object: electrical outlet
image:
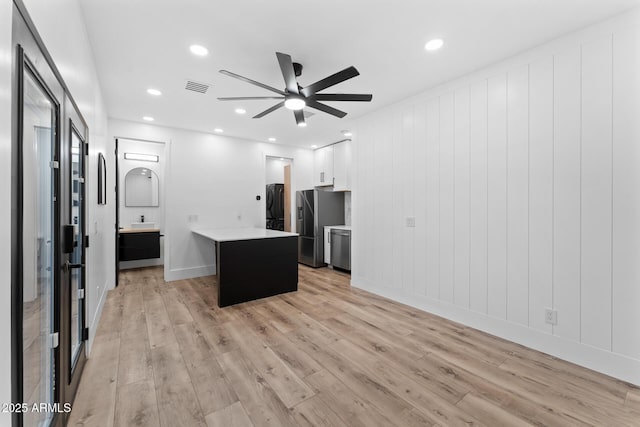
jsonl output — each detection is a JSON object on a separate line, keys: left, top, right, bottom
{"left": 545, "top": 308, "right": 558, "bottom": 325}
{"left": 187, "top": 214, "right": 199, "bottom": 223}
{"left": 406, "top": 217, "right": 416, "bottom": 227}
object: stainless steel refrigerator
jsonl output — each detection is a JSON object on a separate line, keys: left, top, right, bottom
{"left": 296, "top": 189, "right": 345, "bottom": 267}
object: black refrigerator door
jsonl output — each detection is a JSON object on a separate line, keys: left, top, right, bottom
{"left": 266, "top": 184, "right": 274, "bottom": 219}
{"left": 297, "top": 190, "right": 315, "bottom": 238}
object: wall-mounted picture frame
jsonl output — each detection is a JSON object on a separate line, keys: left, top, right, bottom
{"left": 98, "top": 152, "right": 107, "bottom": 205}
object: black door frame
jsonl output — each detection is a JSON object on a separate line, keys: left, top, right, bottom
{"left": 115, "top": 138, "right": 120, "bottom": 286}
{"left": 64, "top": 118, "right": 89, "bottom": 408}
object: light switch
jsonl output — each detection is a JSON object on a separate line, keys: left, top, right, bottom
{"left": 406, "top": 217, "right": 416, "bottom": 227}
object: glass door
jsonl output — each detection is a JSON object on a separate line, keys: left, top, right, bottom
{"left": 64, "top": 116, "right": 88, "bottom": 404}
{"left": 69, "top": 125, "right": 85, "bottom": 371}
{"left": 21, "top": 57, "right": 60, "bottom": 427}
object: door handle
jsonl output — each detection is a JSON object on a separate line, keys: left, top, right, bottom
{"left": 63, "top": 261, "right": 84, "bottom": 272}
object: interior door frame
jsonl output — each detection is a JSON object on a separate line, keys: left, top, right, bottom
{"left": 12, "top": 42, "right": 64, "bottom": 427}
{"left": 63, "top": 117, "right": 89, "bottom": 410}
{"left": 115, "top": 138, "right": 120, "bottom": 286}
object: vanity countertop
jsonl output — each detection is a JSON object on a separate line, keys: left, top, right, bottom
{"left": 119, "top": 228, "right": 160, "bottom": 234}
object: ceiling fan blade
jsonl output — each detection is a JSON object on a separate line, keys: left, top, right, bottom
{"left": 253, "top": 101, "right": 285, "bottom": 118}
{"left": 218, "top": 96, "right": 284, "bottom": 101}
{"left": 301, "top": 66, "right": 360, "bottom": 97}
{"left": 219, "top": 70, "right": 285, "bottom": 95}
{"left": 307, "top": 100, "right": 347, "bottom": 118}
{"left": 294, "top": 109, "right": 306, "bottom": 126}
{"left": 276, "top": 52, "right": 299, "bottom": 94}
{"left": 312, "top": 93, "right": 372, "bottom": 102}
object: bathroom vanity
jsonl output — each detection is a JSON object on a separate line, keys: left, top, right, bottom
{"left": 119, "top": 228, "right": 161, "bottom": 261}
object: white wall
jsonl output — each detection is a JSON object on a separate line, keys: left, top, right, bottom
{"left": 265, "top": 156, "right": 291, "bottom": 184}
{"left": 109, "top": 119, "right": 314, "bottom": 282}
{"left": 118, "top": 138, "right": 166, "bottom": 269}
{"left": 0, "top": 0, "right": 14, "bottom": 424}
{"left": 353, "top": 9, "right": 640, "bottom": 385}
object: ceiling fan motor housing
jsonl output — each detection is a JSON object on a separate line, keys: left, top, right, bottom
{"left": 293, "top": 62, "right": 303, "bottom": 77}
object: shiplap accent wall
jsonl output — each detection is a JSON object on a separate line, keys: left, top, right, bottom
{"left": 352, "top": 9, "right": 640, "bottom": 384}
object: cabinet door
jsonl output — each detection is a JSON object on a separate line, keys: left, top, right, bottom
{"left": 313, "top": 148, "right": 324, "bottom": 186}
{"left": 323, "top": 145, "right": 334, "bottom": 186}
{"left": 333, "top": 141, "right": 351, "bottom": 191}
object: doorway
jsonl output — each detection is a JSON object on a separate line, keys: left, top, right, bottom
{"left": 12, "top": 3, "right": 89, "bottom": 426}
{"left": 114, "top": 138, "right": 166, "bottom": 285}
{"left": 265, "top": 156, "right": 293, "bottom": 232}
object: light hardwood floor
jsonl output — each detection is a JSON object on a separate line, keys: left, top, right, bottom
{"left": 68, "top": 266, "right": 640, "bottom": 426}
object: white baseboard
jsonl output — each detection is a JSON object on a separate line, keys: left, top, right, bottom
{"left": 87, "top": 280, "right": 109, "bottom": 356}
{"left": 351, "top": 275, "right": 640, "bottom": 386}
{"left": 164, "top": 264, "right": 216, "bottom": 282}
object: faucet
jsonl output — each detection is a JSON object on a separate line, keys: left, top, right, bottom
{"left": 141, "top": 215, "right": 145, "bottom": 223}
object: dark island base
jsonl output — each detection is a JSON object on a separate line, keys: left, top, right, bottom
{"left": 216, "top": 236, "right": 298, "bottom": 307}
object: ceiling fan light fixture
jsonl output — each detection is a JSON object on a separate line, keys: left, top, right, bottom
{"left": 284, "top": 97, "right": 306, "bottom": 110}
{"left": 297, "top": 122, "right": 307, "bottom": 127}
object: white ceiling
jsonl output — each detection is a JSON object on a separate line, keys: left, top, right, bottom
{"left": 80, "top": 0, "right": 640, "bottom": 148}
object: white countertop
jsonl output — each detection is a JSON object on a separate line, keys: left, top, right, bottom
{"left": 324, "top": 225, "right": 351, "bottom": 231}
{"left": 192, "top": 227, "right": 298, "bottom": 242}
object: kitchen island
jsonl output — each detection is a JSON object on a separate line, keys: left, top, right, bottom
{"left": 192, "top": 227, "right": 298, "bottom": 307}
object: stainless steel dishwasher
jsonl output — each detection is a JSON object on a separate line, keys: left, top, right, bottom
{"left": 330, "top": 229, "right": 351, "bottom": 271}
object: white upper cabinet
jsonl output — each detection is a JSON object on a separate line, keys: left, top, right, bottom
{"left": 314, "top": 145, "right": 334, "bottom": 186}
{"left": 333, "top": 140, "right": 351, "bottom": 191}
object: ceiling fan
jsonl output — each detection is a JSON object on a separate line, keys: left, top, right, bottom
{"left": 217, "top": 52, "right": 373, "bottom": 126}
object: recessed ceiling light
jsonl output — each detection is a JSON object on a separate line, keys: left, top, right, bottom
{"left": 189, "top": 44, "right": 209, "bottom": 56}
{"left": 284, "top": 97, "right": 306, "bottom": 110}
{"left": 214, "top": 128, "right": 223, "bottom": 133}
{"left": 143, "top": 116, "right": 154, "bottom": 122}
{"left": 147, "top": 88, "right": 162, "bottom": 96}
{"left": 342, "top": 130, "right": 353, "bottom": 137}
{"left": 235, "top": 108, "right": 246, "bottom": 114}
{"left": 279, "top": 158, "right": 285, "bottom": 161}
{"left": 298, "top": 122, "right": 307, "bottom": 127}
{"left": 311, "top": 145, "right": 317, "bottom": 148}
{"left": 425, "top": 38, "right": 444, "bottom": 51}
{"left": 268, "top": 137, "right": 276, "bottom": 142}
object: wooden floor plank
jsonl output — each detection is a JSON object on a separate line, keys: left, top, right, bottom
{"left": 205, "top": 401, "right": 254, "bottom": 427}
{"left": 218, "top": 351, "right": 298, "bottom": 427}
{"left": 114, "top": 380, "right": 160, "bottom": 427}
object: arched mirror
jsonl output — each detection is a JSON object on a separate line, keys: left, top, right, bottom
{"left": 125, "top": 167, "right": 159, "bottom": 207}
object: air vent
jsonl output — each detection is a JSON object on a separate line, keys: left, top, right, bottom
{"left": 185, "top": 80, "right": 210, "bottom": 94}
{"left": 303, "top": 110, "right": 315, "bottom": 119}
